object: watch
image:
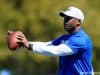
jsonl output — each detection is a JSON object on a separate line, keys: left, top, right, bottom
{"left": 28, "top": 43, "right": 33, "bottom": 50}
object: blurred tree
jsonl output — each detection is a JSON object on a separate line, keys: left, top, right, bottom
{"left": 0, "top": 0, "right": 100, "bottom": 74}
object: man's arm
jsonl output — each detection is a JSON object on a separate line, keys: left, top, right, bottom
{"left": 28, "top": 42, "right": 73, "bottom": 56}
{"left": 14, "top": 32, "right": 73, "bottom": 56}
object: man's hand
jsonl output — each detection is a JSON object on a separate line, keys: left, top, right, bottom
{"left": 15, "top": 31, "right": 29, "bottom": 48}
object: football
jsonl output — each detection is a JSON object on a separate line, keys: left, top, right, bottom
{"left": 7, "top": 31, "right": 19, "bottom": 50}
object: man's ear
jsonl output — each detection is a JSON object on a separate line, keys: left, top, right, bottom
{"left": 76, "top": 22, "right": 81, "bottom": 27}
{"left": 76, "top": 19, "right": 81, "bottom": 26}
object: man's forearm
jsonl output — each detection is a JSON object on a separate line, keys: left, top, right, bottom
{"left": 28, "top": 41, "right": 73, "bottom": 56}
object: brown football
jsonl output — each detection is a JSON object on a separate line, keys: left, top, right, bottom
{"left": 7, "top": 31, "right": 19, "bottom": 50}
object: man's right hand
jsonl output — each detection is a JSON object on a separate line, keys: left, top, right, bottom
{"left": 15, "top": 31, "right": 29, "bottom": 49}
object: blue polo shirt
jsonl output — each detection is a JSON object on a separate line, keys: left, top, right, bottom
{"left": 52, "top": 29, "right": 93, "bottom": 75}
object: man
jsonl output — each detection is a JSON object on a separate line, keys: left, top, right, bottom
{"left": 15, "top": 7, "right": 93, "bottom": 75}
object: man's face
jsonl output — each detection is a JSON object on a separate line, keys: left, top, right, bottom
{"left": 63, "top": 16, "right": 80, "bottom": 33}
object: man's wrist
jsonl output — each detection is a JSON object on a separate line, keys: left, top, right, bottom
{"left": 28, "top": 43, "right": 33, "bottom": 50}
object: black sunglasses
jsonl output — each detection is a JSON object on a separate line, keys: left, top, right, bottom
{"left": 64, "top": 16, "right": 73, "bottom": 23}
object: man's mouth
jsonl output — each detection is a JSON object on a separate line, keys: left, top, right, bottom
{"left": 64, "top": 24, "right": 75, "bottom": 32}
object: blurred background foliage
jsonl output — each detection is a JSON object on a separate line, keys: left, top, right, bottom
{"left": 0, "top": 0, "right": 100, "bottom": 75}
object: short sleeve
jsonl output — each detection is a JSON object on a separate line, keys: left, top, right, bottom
{"left": 65, "top": 36, "right": 87, "bottom": 54}
{"left": 52, "top": 34, "right": 67, "bottom": 45}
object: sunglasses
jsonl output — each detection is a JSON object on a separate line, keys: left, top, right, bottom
{"left": 64, "top": 16, "right": 73, "bottom": 23}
